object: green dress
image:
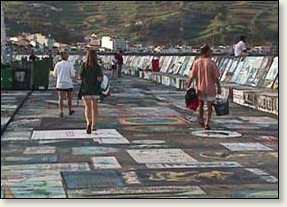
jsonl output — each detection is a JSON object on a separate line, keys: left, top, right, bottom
{"left": 80, "top": 63, "right": 103, "bottom": 96}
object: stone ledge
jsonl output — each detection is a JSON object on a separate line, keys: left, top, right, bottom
{"left": 124, "top": 68, "right": 278, "bottom": 115}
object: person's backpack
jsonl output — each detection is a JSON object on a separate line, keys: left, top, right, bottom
{"left": 99, "top": 75, "right": 111, "bottom": 102}
{"left": 185, "top": 88, "right": 199, "bottom": 111}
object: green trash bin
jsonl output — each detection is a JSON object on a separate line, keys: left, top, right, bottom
{"left": 32, "top": 58, "right": 53, "bottom": 90}
{"left": 1, "top": 64, "right": 13, "bottom": 90}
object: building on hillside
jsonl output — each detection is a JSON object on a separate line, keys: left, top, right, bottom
{"left": 53, "top": 42, "right": 61, "bottom": 48}
{"left": 113, "top": 38, "right": 126, "bottom": 51}
{"left": 34, "top": 33, "right": 55, "bottom": 50}
{"left": 16, "top": 35, "right": 30, "bottom": 47}
{"left": 101, "top": 36, "right": 126, "bottom": 51}
{"left": 101, "top": 36, "right": 113, "bottom": 51}
{"left": 9, "top": 37, "right": 18, "bottom": 43}
{"left": 30, "top": 40, "right": 39, "bottom": 48}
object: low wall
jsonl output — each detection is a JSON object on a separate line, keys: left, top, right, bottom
{"left": 99, "top": 54, "right": 278, "bottom": 115}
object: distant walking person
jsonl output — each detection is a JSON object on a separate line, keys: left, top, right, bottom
{"left": 53, "top": 51, "right": 75, "bottom": 117}
{"left": 234, "top": 35, "right": 249, "bottom": 57}
{"left": 115, "top": 50, "right": 124, "bottom": 77}
{"left": 111, "top": 52, "right": 118, "bottom": 79}
{"left": 80, "top": 50, "right": 103, "bottom": 134}
{"left": 185, "top": 45, "right": 221, "bottom": 130}
{"left": 29, "top": 50, "right": 38, "bottom": 62}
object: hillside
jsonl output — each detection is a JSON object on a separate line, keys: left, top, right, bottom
{"left": 4, "top": 1, "right": 278, "bottom": 45}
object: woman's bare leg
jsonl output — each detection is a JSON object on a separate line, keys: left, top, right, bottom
{"left": 91, "top": 98, "right": 99, "bottom": 131}
{"left": 58, "top": 91, "right": 65, "bottom": 116}
{"left": 82, "top": 97, "right": 92, "bottom": 126}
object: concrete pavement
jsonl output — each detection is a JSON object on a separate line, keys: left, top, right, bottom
{"left": 1, "top": 72, "right": 278, "bottom": 198}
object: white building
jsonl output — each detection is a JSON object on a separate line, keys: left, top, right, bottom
{"left": 113, "top": 38, "right": 126, "bottom": 51}
{"left": 101, "top": 36, "right": 126, "bottom": 51}
{"left": 101, "top": 36, "right": 113, "bottom": 51}
{"left": 53, "top": 42, "right": 61, "bottom": 48}
{"left": 9, "top": 37, "right": 18, "bottom": 43}
{"left": 34, "top": 33, "right": 55, "bottom": 50}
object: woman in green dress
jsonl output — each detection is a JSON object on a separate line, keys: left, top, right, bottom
{"left": 80, "top": 50, "right": 103, "bottom": 134}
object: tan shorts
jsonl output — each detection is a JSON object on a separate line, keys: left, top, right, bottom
{"left": 82, "top": 95, "right": 100, "bottom": 100}
{"left": 198, "top": 95, "right": 215, "bottom": 102}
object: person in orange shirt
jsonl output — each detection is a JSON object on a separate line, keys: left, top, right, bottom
{"left": 186, "top": 45, "right": 221, "bottom": 130}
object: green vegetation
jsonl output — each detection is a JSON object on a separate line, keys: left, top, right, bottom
{"left": 4, "top": 1, "right": 278, "bottom": 45}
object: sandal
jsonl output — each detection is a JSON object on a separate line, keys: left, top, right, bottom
{"left": 86, "top": 125, "right": 92, "bottom": 134}
{"left": 59, "top": 112, "right": 64, "bottom": 117}
{"left": 69, "top": 110, "right": 75, "bottom": 115}
{"left": 197, "top": 117, "right": 205, "bottom": 127}
{"left": 198, "top": 121, "right": 205, "bottom": 127}
{"left": 204, "top": 124, "right": 211, "bottom": 130}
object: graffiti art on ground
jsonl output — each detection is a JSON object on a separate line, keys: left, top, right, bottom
{"left": 184, "top": 116, "right": 198, "bottom": 122}
{"left": 199, "top": 151, "right": 255, "bottom": 159}
{"left": 245, "top": 168, "right": 278, "bottom": 183}
{"left": 119, "top": 116, "right": 189, "bottom": 125}
{"left": 1, "top": 117, "right": 10, "bottom": 127}
{"left": 111, "top": 93, "right": 146, "bottom": 98}
{"left": 67, "top": 185, "right": 206, "bottom": 198}
{"left": 31, "top": 92, "right": 53, "bottom": 96}
{"left": 93, "top": 136, "right": 130, "bottom": 144}
{"left": 16, "top": 109, "right": 48, "bottom": 118}
{"left": 91, "top": 156, "right": 121, "bottom": 169}
{"left": 239, "top": 117, "right": 278, "bottom": 124}
{"left": 1, "top": 148, "right": 23, "bottom": 154}
{"left": 72, "top": 147, "right": 119, "bottom": 155}
{"left": 224, "top": 124, "right": 268, "bottom": 130}
{"left": 1, "top": 155, "right": 58, "bottom": 164}
{"left": 1, "top": 91, "right": 28, "bottom": 96}
{"left": 45, "top": 99, "right": 83, "bottom": 107}
{"left": 125, "top": 107, "right": 180, "bottom": 116}
{"left": 1, "top": 105, "right": 18, "bottom": 109}
{"left": 98, "top": 108, "right": 122, "bottom": 117}
{"left": 132, "top": 140, "right": 166, "bottom": 144}
{"left": 38, "top": 140, "right": 74, "bottom": 145}
{"left": 1, "top": 130, "right": 31, "bottom": 141}
{"left": 127, "top": 149, "right": 198, "bottom": 164}
{"left": 31, "top": 129, "right": 125, "bottom": 140}
{"left": 121, "top": 171, "right": 141, "bottom": 185}
{"left": 260, "top": 136, "right": 278, "bottom": 143}
{"left": 146, "top": 162, "right": 242, "bottom": 169}
{"left": 1, "top": 163, "right": 90, "bottom": 173}
{"left": 1, "top": 96, "right": 18, "bottom": 101}
{"left": 1, "top": 172, "right": 66, "bottom": 198}
{"left": 135, "top": 168, "right": 271, "bottom": 185}
{"left": 269, "top": 152, "right": 278, "bottom": 158}
{"left": 191, "top": 130, "right": 242, "bottom": 138}
{"left": 62, "top": 170, "right": 124, "bottom": 189}
{"left": 233, "top": 190, "right": 278, "bottom": 198}
{"left": 129, "top": 144, "right": 169, "bottom": 149}
{"left": 1, "top": 163, "right": 90, "bottom": 198}
{"left": 220, "top": 143, "right": 273, "bottom": 152}
{"left": 23, "top": 146, "right": 56, "bottom": 154}
{"left": 213, "top": 119, "right": 244, "bottom": 124}
{"left": 123, "top": 126, "right": 181, "bottom": 133}
{"left": 9, "top": 119, "right": 41, "bottom": 128}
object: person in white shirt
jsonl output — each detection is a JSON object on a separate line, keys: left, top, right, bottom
{"left": 234, "top": 35, "right": 249, "bottom": 57}
{"left": 53, "top": 51, "right": 76, "bottom": 117}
